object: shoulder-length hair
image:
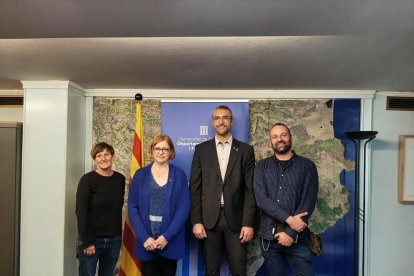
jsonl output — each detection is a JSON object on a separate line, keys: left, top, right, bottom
{"left": 149, "top": 134, "right": 176, "bottom": 160}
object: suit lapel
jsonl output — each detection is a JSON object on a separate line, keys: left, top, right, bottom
{"left": 208, "top": 139, "right": 222, "bottom": 181}
{"left": 224, "top": 139, "right": 240, "bottom": 183}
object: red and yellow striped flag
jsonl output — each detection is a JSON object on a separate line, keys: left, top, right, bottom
{"left": 119, "top": 100, "right": 144, "bottom": 276}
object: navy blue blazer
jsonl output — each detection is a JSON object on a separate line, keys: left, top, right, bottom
{"left": 128, "top": 163, "right": 190, "bottom": 261}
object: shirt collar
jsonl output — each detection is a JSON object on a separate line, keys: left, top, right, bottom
{"left": 273, "top": 150, "right": 296, "bottom": 162}
{"left": 215, "top": 135, "right": 233, "bottom": 147}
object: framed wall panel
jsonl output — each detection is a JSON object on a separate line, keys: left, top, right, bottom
{"left": 398, "top": 135, "right": 414, "bottom": 204}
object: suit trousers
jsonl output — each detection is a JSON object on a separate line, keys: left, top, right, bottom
{"left": 204, "top": 209, "right": 247, "bottom": 276}
{"left": 140, "top": 254, "right": 177, "bottom": 276}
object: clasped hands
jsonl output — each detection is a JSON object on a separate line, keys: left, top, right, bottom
{"left": 192, "top": 223, "right": 254, "bottom": 244}
{"left": 144, "top": 235, "right": 168, "bottom": 251}
{"left": 275, "top": 212, "right": 308, "bottom": 247}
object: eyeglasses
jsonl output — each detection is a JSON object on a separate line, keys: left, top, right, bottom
{"left": 153, "top": 147, "right": 171, "bottom": 154}
{"left": 213, "top": 116, "right": 232, "bottom": 122}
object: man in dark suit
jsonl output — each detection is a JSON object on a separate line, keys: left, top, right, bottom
{"left": 190, "top": 105, "right": 256, "bottom": 276}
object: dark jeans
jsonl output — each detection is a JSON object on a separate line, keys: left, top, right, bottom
{"left": 77, "top": 236, "right": 122, "bottom": 276}
{"left": 261, "top": 237, "right": 314, "bottom": 276}
{"left": 140, "top": 254, "right": 177, "bottom": 276}
{"left": 203, "top": 210, "right": 247, "bottom": 276}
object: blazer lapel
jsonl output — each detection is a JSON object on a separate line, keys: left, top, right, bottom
{"left": 208, "top": 139, "right": 222, "bottom": 181}
{"left": 224, "top": 139, "right": 240, "bottom": 183}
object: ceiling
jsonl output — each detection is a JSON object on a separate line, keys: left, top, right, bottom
{"left": 1, "top": 0, "right": 414, "bottom": 91}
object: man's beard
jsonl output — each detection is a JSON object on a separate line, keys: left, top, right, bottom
{"left": 216, "top": 127, "right": 230, "bottom": 136}
{"left": 272, "top": 141, "right": 292, "bottom": 155}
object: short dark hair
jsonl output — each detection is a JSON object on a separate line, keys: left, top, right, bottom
{"left": 149, "top": 134, "right": 176, "bottom": 160}
{"left": 90, "top": 142, "right": 115, "bottom": 159}
{"left": 270, "top": 123, "right": 292, "bottom": 136}
{"left": 212, "top": 105, "right": 233, "bottom": 118}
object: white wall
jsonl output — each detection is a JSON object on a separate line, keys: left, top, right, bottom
{"left": 369, "top": 93, "right": 414, "bottom": 276}
{"left": 64, "top": 88, "right": 86, "bottom": 275}
{"left": 21, "top": 86, "right": 67, "bottom": 276}
{"left": 20, "top": 81, "right": 85, "bottom": 276}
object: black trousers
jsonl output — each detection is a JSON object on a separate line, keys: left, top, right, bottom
{"left": 140, "top": 254, "right": 177, "bottom": 276}
{"left": 204, "top": 209, "right": 247, "bottom": 276}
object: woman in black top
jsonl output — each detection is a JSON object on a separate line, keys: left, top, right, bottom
{"left": 76, "top": 142, "right": 125, "bottom": 276}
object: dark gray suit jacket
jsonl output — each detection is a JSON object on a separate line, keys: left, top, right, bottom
{"left": 189, "top": 138, "right": 256, "bottom": 233}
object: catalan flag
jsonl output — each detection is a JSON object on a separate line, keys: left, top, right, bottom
{"left": 119, "top": 100, "right": 144, "bottom": 276}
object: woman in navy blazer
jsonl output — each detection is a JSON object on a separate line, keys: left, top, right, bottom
{"left": 128, "top": 134, "right": 190, "bottom": 276}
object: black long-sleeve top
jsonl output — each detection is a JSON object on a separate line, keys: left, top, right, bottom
{"left": 76, "top": 170, "right": 125, "bottom": 248}
{"left": 254, "top": 152, "right": 319, "bottom": 240}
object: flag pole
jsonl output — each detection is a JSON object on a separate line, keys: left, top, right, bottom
{"left": 119, "top": 93, "right": 144, "bottom": 276}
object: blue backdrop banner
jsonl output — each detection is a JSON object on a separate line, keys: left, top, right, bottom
{"left": 162, "top": 101, "right": 249, "bottom": 276}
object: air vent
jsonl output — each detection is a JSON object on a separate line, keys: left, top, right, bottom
{"left": 0, "top": 97, "right": 23, "bottom": 106}
{"left": 387, "top": 96, "right": 414, "bottom": 111}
